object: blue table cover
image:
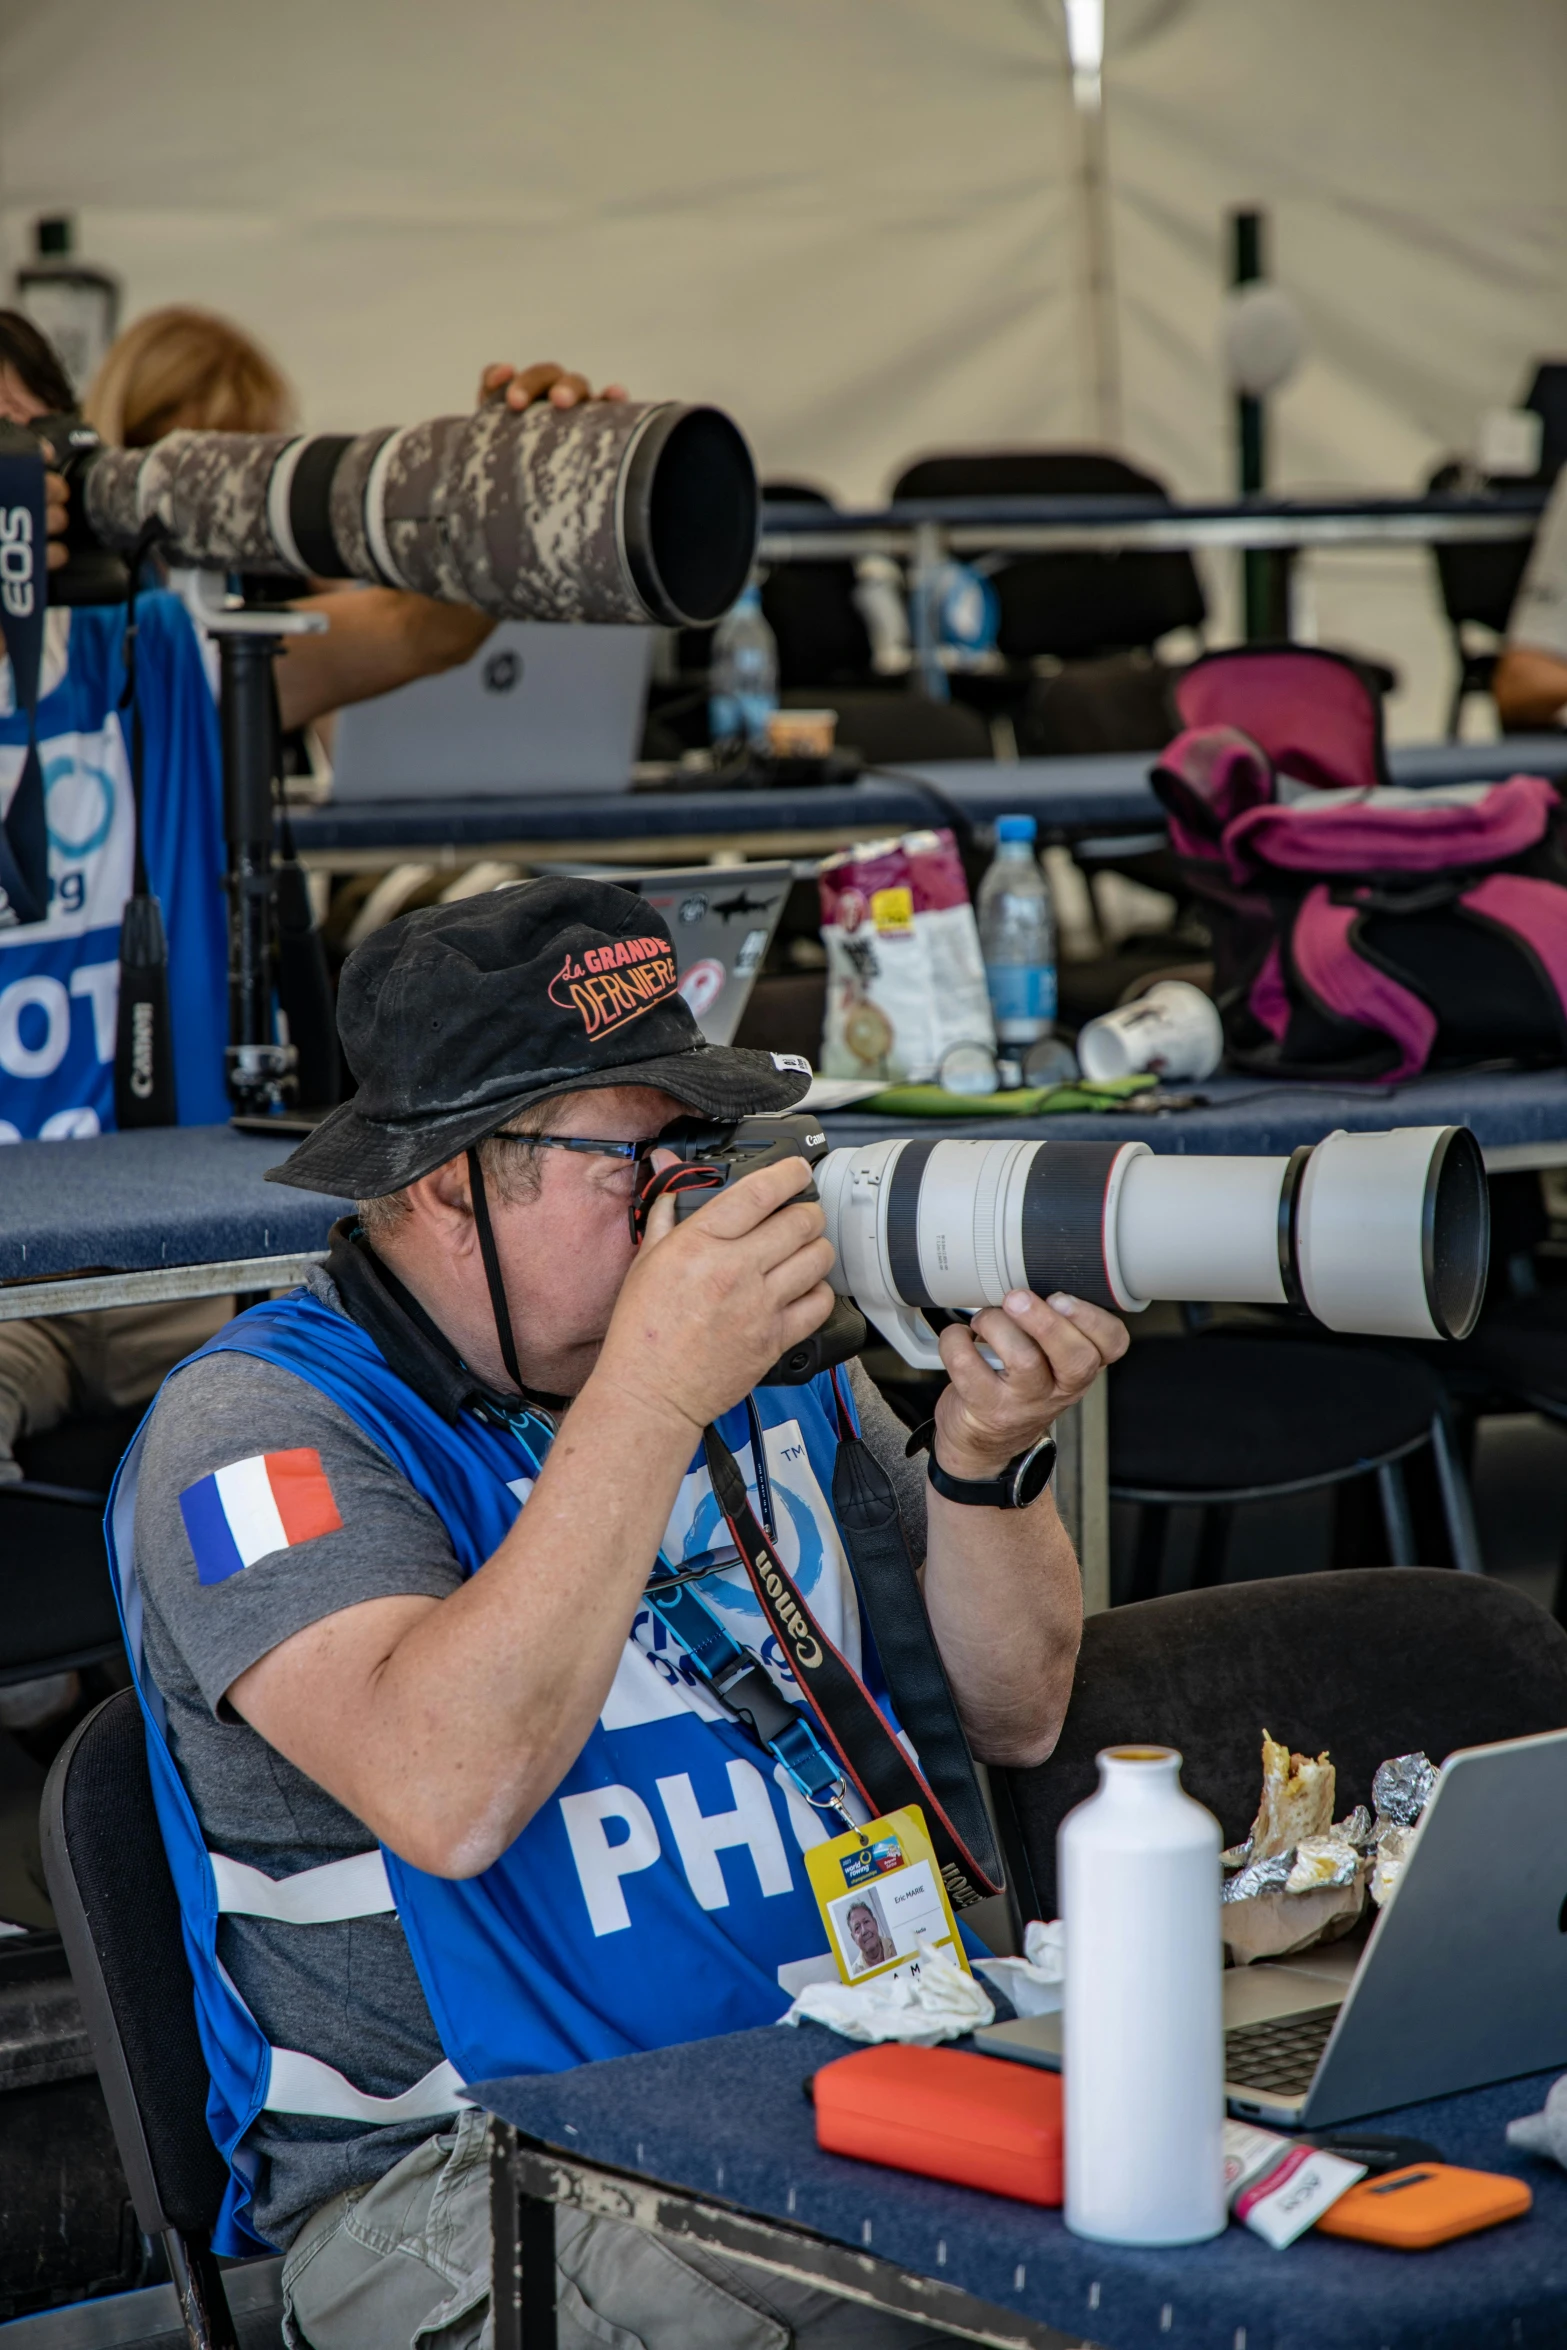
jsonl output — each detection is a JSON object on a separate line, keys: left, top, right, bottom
{"left": 477, "top": 2023, "right": 1567, "bottom": 2350}
{"left": 5, "top": 1068, "right": 1567, "bottom": 1289}
{"left": 288, "top": 738, "right": 1567, "bottom": 857}
{"left": 0, "top": 1126, "right": 349, "bottom": 1282}
{"left": 819, "top": 1068, "right": 1567, "bottom": 1161}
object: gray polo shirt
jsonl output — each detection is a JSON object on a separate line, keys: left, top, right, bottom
{"left": 131, "top": 1268, "right": 927, "bottom": 2249}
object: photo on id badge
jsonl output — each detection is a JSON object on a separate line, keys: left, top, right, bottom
{"left": 806, "top": 1805, "right": 967, "bottom": 1987}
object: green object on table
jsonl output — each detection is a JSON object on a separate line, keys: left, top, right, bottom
{"left": 862, "top": 1075, "right": 1160, "bottom": 1117}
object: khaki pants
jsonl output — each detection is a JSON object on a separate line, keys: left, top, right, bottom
{"left": 0, "top": 1298, "right": 233, "bottom": 1476}
{"left": 282, "top": 2108, "right": 961, "bottom": 2350}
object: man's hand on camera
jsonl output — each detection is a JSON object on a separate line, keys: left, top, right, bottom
{"left": 933, "top": 1290, "right": 1128, "bottom": 1481}
{"left": 592, "top": 1154, "right": 835, "bottom": 1441}
{"left": 478, "top": 361, "right": 630, "bottom": 412}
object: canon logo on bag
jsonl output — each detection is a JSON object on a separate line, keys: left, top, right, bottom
{"left": 0, "top": 505, "right": 34, "bottom": 620}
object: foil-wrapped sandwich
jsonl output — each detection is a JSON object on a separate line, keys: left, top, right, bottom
{"left": 1220, "top": 1731, "right": 1435, "bottom": 1964}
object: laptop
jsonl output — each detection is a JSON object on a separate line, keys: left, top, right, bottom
{"left": 555, "top": 862, "right": 794, "bottom": 1046}
{"left": 232, "top": 858, "right": 795, "bottom": 1138}
{"left": 975, "top": 1727, "right": 1567, "bottom": 2128}
{"left": 329, "top": 622, "right": 653, "bottom": 801}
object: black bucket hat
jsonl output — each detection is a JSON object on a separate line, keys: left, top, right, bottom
{"left": 268, "top": 877, "right": 811, "bottom": 1198}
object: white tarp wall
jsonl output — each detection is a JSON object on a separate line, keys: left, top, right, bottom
{"left": 3, "top": 0, "right": 1564, "bottom": 737}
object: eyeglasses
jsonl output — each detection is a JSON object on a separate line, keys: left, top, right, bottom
{"left": 500, "top": 1133, "right": 666, "bottom": 1165}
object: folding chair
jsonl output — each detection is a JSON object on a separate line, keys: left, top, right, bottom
{"left": 41, "top": 1690, "right": 282, "bottom": 2350}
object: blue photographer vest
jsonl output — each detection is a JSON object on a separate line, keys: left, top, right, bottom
{"left": 0, "top": 595, "right": 228, "bottom": 1137}
{"left": 107, "top": 1290, "right": 885, "bottom": 2253}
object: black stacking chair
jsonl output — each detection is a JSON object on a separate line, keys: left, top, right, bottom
{"left": 761, "top": 481, "right": 993, "bottom": 764}
{"left": 41, "top": 1690, "right": 283, "bottom": 2350}
{"left": 890, "top": 448, "right": 1205, "bottom": 758}
{"left": 990, "top": 1568, "right": 1567, "bottom": 1920}
{"left": 1110, "top": 1334, "right": 1483, "bottom": 1603}
{"left": 759, "top": 480, "right": 880, "bottom": 693}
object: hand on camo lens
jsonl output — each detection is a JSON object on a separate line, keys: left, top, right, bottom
{"left": 478, "top": 362, "right": 629, "bottom": 412}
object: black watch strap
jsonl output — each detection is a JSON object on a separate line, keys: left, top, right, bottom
{"left": 909, "top": 1419, "right": 1058, "bottom": 1509}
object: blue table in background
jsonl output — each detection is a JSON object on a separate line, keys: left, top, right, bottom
{"left": 289, "top": 737, "right": 1567, "bottom": 868}
{"left": 6, "top": 1066, "right": 1567, "bottom": 1318}
{"left": 481, "top": 2021, "right": 1567, "bottom": 2350}
{"left": 823, "top": 1068, "right": 1567, "bottom": 1175}
{"left": 0, "top": 1126, "right": 348, "bottom": 1317}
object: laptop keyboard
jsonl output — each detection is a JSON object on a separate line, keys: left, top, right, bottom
{"left": 1225, "top": 2004, "right": 1340, "bottom": 2098}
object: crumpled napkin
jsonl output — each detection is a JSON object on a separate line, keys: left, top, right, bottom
{"left": 1507, "top": 2073, "right": 1567, "bottom": 2166}
{"left": 782, "top": 1951, "right": 995, "bottom": 2045}
{"left": 973, "top": 1918, "right": 1065, "bottom": 2017}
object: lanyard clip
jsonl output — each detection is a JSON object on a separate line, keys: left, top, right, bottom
{"left": 807, "top": 1779, "right": 854, "bottom": 1837}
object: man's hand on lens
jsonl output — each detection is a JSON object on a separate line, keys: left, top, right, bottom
{"left": 477, "top": 360, "right": 630, "bottom": 412}
{"left": 593, "top": 1153, "right": 836, "bottom": 1440}
{"left": 934, "top": 1289, "right": 1128, "bottom": 1480}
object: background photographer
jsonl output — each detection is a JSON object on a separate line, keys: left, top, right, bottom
{"left": 0, "top": 310, "right": 624, "bottom": 1528}
{"left": 118, "top": 876, "right": 1124, "bottom": 2350}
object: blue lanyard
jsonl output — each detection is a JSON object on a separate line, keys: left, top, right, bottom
{"left": 487, "top": 1395, "right": 852, "bottom": 1835}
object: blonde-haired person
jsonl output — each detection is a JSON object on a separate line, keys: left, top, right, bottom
{"left": 84, "top": 304, "right": 292, "bottom": 447}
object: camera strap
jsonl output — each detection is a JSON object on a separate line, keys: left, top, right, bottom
{"left": 0, "top": 444, "right": 50, "bottom": 927}
{"left": 701, "top": 1399, "right": 1005, "bottom": 1912}
{"left": 113, "top": 519, "right": 177, "bottom": 1126}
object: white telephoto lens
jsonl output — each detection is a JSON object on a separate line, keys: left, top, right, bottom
{"left": 1109, "top": 1151, "right": 1291, "bottom": 1310}
{"left": 817, "top": 1125, "right": 1487, "bottom": 1368}
{"left": 1295, "top": 1126, "right": 1487, "bottom": 1341}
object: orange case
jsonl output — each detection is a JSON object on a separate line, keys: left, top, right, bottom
{"left": 813, "top": 2043, "right": 1063, "bottom": 2206}
{"left": 1315, "top": 2162, "right": 1532, "bottom": 2250}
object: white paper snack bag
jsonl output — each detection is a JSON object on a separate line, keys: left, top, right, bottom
{"left": 818, "top": 829, "right": 995, "bottom": 1081}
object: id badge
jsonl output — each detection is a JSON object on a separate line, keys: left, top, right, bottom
{"left": 804, "top": 1804, "right": 970, "bottom": 1987}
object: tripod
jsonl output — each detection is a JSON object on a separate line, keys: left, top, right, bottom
{"left": 181, "top": 570, "right": 330, "bottom": 1120}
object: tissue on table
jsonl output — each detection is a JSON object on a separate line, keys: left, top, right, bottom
{"left": 783, "top": 1952, "right": 995, "bottom": 2045}
{"left": 973, "top": 1918, "right": 1065, "bottom": 2017}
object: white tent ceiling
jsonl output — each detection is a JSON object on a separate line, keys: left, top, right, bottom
{"left": 3, "top": 0, "right": 1564, "bottom": 735}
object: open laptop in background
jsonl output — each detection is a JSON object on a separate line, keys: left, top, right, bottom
{"left": 233, "top": 859, "right": 794, "bottom": 1137}
{"left": 329, "top": 622, "right": 653, "bottom": 801}
{"left": 546, "top": 862, "right": 795, "bottom": 1046}
{"left": 975, "top": 1727, "right": 1567, "bottom": 2129}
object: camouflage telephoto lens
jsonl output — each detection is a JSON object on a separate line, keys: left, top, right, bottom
{"left": 82, "top": 399, "right": 758, "bottom": 627}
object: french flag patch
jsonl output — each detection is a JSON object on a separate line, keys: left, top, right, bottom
{"left": 180, "top": 1449, "right": 343, "bottom": 1586}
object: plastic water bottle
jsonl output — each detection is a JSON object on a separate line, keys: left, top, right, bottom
{"left": 709, "top": 580, "right": 778, "bottom": 754}
{"left": 977, "top": 814, "right": 1056, "bottom": 1048}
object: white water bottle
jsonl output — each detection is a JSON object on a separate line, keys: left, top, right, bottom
{"left": 1061, "top": 1746, "right": 1225, "bottom": 2246}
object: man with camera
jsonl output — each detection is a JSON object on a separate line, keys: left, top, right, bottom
{"left": 115, "top": 876, "right": 1124, "bottom": 2349}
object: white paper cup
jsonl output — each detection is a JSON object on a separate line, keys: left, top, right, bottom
{"left": 1077, "top": 981, "right": 1224, "bottom": 1084}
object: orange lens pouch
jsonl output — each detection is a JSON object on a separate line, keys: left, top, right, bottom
{"left": 813, "top": 2043, "right": 1063, "bottom": 2206}
{"left": 1315, "top": 2162, "right": 1531, "bottom": 2250}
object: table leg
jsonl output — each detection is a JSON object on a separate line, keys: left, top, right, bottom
{"left": 1053, "top": 1381, "right": 1110, "bottom": 1614}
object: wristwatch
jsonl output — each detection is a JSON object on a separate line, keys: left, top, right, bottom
{"left": 907, "top": 1419, "right": 1058, "bottom": 1510}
